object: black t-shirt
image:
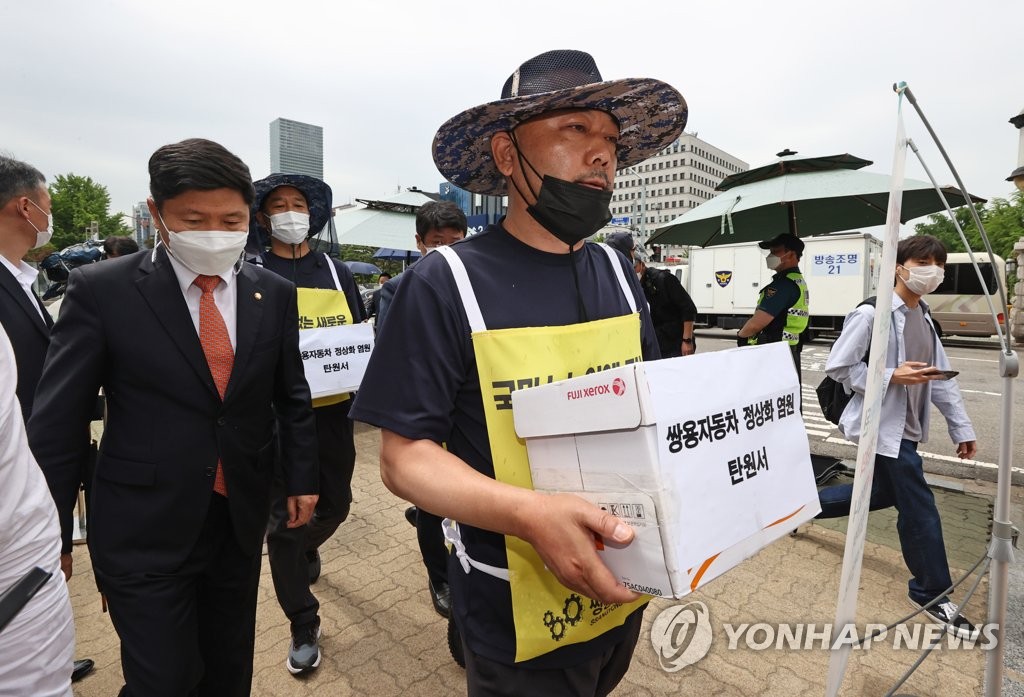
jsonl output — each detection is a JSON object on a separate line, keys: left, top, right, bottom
{"left": 349, "top": 224, "right": 659, "bottom": 667}
{"left": 253, "top": 250, "right": 367, "bottom": 323}
{"left": 755, "top": 268, "right": 802, "bottom": 344}
{"left": 641, "top": 268, "right": 697, "bottom": 357}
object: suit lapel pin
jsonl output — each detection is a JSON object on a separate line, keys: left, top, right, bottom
{"left": 254, "top": 291, "right": 263, "bottom": 301}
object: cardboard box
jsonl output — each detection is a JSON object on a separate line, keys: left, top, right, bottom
{"left": 511, "top": 341, "right": 821, "bottom": 599}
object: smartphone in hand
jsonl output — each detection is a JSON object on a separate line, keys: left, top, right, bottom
{"left": 925, "top": 369, "right": 959, "bottom": 380}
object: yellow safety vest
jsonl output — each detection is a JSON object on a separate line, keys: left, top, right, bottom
{"left": 436, "top": 245, "right": 649, "bottom": 663}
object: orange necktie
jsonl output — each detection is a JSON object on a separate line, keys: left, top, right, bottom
{"left": 194, "top": 275, "right": 233, "bottom": 497}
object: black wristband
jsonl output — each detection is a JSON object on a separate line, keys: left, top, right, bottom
{"left": 681, "top": 338, "right": 694, "bottom": 344}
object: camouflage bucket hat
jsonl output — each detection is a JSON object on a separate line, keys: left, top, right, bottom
{"left": 250, "top": 173, "right": 333, "bottom": 249}
{"left": 432, "top": 49, "right": 688, "bottom": 196}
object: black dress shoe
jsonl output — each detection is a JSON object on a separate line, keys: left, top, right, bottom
{"left": 404, "top": 506, "right": 417, "bottom": 527}
{"left": 72, "top": 658, "right": 95, "bottom": 682}
{"left": 429, "top": 579, "right": 451, "bottom": 619}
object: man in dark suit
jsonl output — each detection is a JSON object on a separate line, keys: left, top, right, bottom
{"left": 0, "top": 155, "right": 54, "bottom": 423}
{"left": 28, "top": 139, "right": 319, "bottom": 697}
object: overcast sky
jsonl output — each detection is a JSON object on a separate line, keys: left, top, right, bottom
{"left": 4, "top": 0, "right": 1022, "bottom": 228}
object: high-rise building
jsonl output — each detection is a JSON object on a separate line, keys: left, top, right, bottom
{"left": 132, "top": 201, "right": 153, "bottom": 247}
{"left": 439, "top": 182, "right": 506, "bottom": 234}
{"left": 270, "top": 118, "right": 324, "bottom": 178}
{"left": 609, "top": 133, "right": 748, "bottom": 257}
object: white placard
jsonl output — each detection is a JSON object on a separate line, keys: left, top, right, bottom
{"left": 298, "top": 323, "right": 374, "bottom": 397}
{"left": 642, "top": 344, "right": 819, "bottom": 571}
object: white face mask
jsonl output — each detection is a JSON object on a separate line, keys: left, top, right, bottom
{"left": 268, "top": 211, "right": 310, "bottom": 244}
{"left": 158, "top": 213, "right": 246, "bottom": 276}
{"left": 27, "top": 198, "right": 54, "bottom": 249}
{"left": 765, "top": 253, "right": 782, "bottom": 271}
{"left": 900, "top": 264, "right": 944, "bottom": 296}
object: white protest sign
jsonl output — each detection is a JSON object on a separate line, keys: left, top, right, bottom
{"left": 298, "top": 323, "right": 374, "bottom": 398}
{"left": 642, "top": 343, "right": 819, "bottom": 572}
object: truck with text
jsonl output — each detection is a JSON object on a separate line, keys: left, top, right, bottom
{"left": 686, "top": 232, "right": 884, "bottom": 338}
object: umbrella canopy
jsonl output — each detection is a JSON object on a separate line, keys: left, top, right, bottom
{"left": 334, "top": 189, "right": 436, "bottom": 252}
{"left": 716, "top": 151, "right": 873, "bottom": 191}
{"left": 344, "top": 260, "right": 382, "bottom": 275}
{"left": 648, "top": 166, "right": 984, "bottom": 248}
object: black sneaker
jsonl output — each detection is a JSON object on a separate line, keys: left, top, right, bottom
{"left": 909, "top": 596, "right": 979, "bottom": 640}
{"left": 404, "top": 506, "right": 418, "bottom": 527}
{"left": 287, "top": 620, "right": 322, "bottom": 675}
{"left": 306, "top": 549, "right": 321, "bottom": 584}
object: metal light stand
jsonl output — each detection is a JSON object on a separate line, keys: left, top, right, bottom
{"left": 897, "top": 82, "right": 1019, "bottom": 697}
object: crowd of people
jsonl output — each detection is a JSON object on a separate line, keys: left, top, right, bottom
{"left": 0, "top": 47, "right": 979, "bottom": 697}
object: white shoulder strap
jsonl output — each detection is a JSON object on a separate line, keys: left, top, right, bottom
{"left": 597, "top": 243, "right": 637, "bottom": 313}
{"left": 324, "top": 253, "right": 342, "bottom": 291}
{"left": 435, "top": 246, "right": 486, "bottom": 332}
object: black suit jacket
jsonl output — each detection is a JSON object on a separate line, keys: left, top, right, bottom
{"left": 0, "top": 262, "right": 53, "bottom": 422}
{"left": 27, "top": 248, "right": 318, "bottom": 576}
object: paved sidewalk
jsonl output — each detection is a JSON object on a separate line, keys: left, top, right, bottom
{"left": 68, "top": 423, "right": 1019, "bottom": 696}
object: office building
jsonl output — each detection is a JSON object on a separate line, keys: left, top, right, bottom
{"left": 132, "top": 202, "right": 153, "bottom": 247}
{"left": 439, "top": 182, "right": 506, "bottom": 234}
{"left": 270, "top": 117, "right": 324, "bottom": 178}
{"left": 609, "top": 133, "right": 748, "bottom": 257}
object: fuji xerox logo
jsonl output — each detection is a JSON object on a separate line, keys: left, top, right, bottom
{"left": 566, "top": 377, "right": 627, "bottom": 401}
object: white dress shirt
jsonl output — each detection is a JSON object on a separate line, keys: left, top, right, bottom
{"left": 0, "top": 254, "right": 45, "bottom": 321}
{"left": 163, "top": 248, "right": 239, "bottom": 350}
{"left": 0, "top": 326, "right": 74, "bottom": 696}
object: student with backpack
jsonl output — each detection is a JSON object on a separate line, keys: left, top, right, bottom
{"left": 816, "top": 235, "right": 978, "bottom": 639}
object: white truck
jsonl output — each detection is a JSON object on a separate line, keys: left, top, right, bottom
{"left": 685, "top": 232, "right": 884, "bottom": 338}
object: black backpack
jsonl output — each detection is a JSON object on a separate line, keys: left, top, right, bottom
{"left": 815, "top": 298, "right": 876, "bottom": 425}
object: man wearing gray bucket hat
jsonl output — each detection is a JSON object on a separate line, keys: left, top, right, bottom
{"left": 351, "top": 50, "right": 686, "bottom": 694}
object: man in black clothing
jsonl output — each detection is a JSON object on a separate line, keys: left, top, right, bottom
{"left": 606, "top": 231, "right": 696, "bottom": 357}
{"left": 366, "top": 272, "right": 391, "bottom": 320}
{"left": 250, "top": 173, "right": 366, "bottom": 676}
{"left": 351, "top": 49, "right": 686, "bottom": 696}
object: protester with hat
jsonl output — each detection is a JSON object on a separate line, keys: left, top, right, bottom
{"left": 606, "top": 231, "right": 697, "bottom": 357}
{"left": 350, "top": 49, "right": 685, "bottom": 694}
{"left": 249, "top": 173, "right": 366, "bottom": 676}
{"left": 736, "top": 232, "right": 809, "bottom": 380}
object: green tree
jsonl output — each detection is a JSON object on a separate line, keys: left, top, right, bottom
{"left": 913, "top": 191, "right": 1024, "bottom": 261}
{"left": 48, "top": 173, "right": 132, "bottom": 250}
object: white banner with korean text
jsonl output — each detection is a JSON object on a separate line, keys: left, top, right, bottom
{"left": 298, "top": 323, "right": 374, "bottom": 398}
{"left": 641, "top": 343, "right": 820, "bottom": 573}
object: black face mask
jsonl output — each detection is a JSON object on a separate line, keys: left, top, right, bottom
{"left": 508, "top": 131, "right": 613, "bottom": 248}
{"left": 526, "top": 175, "right": 612, "bottom": 247}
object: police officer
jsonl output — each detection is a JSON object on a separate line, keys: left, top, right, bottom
{"left": 736, "top": 233, "right": 809, "bottom": 381}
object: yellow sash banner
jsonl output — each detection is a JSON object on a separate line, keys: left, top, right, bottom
{"left": 472, "top": 313, "right": 648, "bottom": 662}
{"left": 296, "top": 287, "right": 357, "bottom": 408}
